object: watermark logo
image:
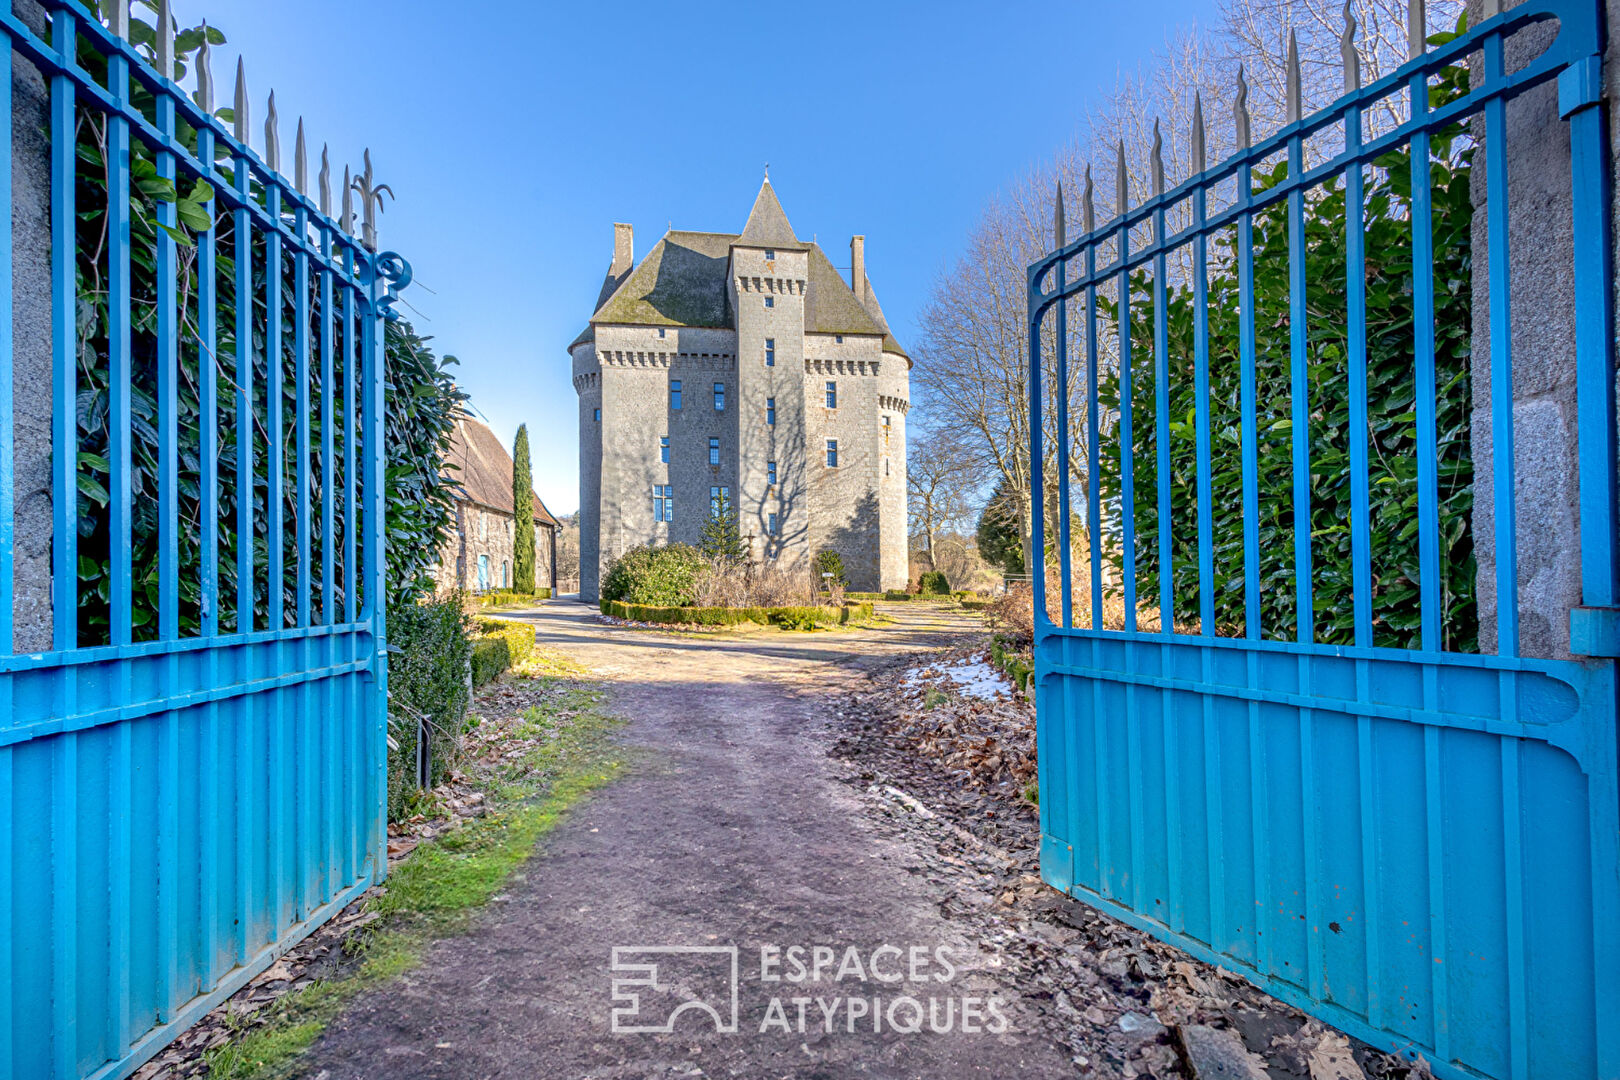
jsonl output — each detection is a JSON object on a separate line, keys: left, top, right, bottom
{"left": 609, "top": 945, "right": 740, "bottom": 1034}
{"left": 609, "top": 944, "right": 1009, "bottom": 1037}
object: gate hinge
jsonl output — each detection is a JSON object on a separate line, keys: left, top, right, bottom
{"left": 1569, "top": 605, "right": 1620, "bottom": 657}
{"left": 1559, "top": 55, "right": 1603, "bottom": 117}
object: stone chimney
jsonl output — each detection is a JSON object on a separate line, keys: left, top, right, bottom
{"left": 611, "top": 222, "right": 634, "bottom": 278}
{"left": 850, "top": 235, "right": 866, "bottom": 303}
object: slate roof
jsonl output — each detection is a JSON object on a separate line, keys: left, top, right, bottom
{"left": 573, "top": 180, "right": 908, "bottom": 358}
{"left": 443, "top": 415, "right": 560, "bottom": 528}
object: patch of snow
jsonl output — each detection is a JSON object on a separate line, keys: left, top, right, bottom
{"left": 904, "top": 656, "right": 1010, "bottom": 700}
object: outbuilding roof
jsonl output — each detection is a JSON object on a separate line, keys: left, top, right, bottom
{"left": 443, "top": 415, "right": 560, "bottom": 528}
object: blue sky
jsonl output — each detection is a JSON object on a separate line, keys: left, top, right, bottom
{"left": 205, "top": 0, "right": 1217, "bottom": 514}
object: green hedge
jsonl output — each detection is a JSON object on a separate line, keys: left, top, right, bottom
{"left": 917, "top": 571, "right": 950, "bottom": 596}
{"left": 387, "top": 594, "right": 473, "bottom": 818}
{"left": 601, "top": 600, "right": 874, "bottom": 628}
{"left": 989, "top": 635, "right": 1033, "bottom": 694}
{"left": 845, "top": 591, "right": 886, "bottom": 601}
{"left": 471, "top": 617, "right": 536, "bottom": 686}
{"left": 600, "top": 544, "right": 707, "bottom": 606}
{"left": 480, "top": 587, "right": 551, "bottom": 607}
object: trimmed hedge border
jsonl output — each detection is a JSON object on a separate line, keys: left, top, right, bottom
{"left": 470, "top": 616, "right": 537, "bottom": 687}
{"left": 601, "top": 600, "right": 874, "bottom": 628}
{"left": 989, "top": 634, "right": 1033, "bottom": 694}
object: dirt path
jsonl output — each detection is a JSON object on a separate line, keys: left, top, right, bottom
{"left": 294, "top": 601, "right": 1078, "bottom": 1079}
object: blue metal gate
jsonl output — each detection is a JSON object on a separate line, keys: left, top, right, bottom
{"left": 1027, "top": 1, "right": 1618, "bottom": 1077}
{"left": 0, "top": 4, "right": 410, "bottom": 1078}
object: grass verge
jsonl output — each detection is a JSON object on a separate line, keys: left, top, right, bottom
{"left": 204, "top": 664, "right": 623, "bottom": 1079}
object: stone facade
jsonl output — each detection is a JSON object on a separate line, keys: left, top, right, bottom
{"left": 571, "top": 179, "right": 910, "bottom": 601}
{"left": 430, "top": 416, "right": 559, "bottom": 595}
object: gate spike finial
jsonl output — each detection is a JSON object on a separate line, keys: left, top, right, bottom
{"left": 233, "top": 58, "right": 249, "bottom": 143}
{"left": 106, "top": 0, "right": 127, "bottom": 39}
{"left": 1408, "top": 0, "right": 1426, "bottom": 58}
{"left": 1234, "top": 65, "right": 1251, "bottom": 149}
{"left": 1082, "top": 164, "right": 1095, "bottom": 233}
{"left": 1054, "top": 181, "right": 1066, "bottom": 248}
{"left": 155, "top": 0, "right": 173, "bottom": 79}
{"left": 294, "top": 119, "right": 307, "bottom": 195}
{"left": 1115, "top": 140, "right": 1128, "bottom": 217}
{"left": 1286, "top": 30, "right": 1302, "bottom": 124}
{"left": 264, "top": 91, "right": 280, "bottom": 171}
{"left": 341, "top": 165, "right": 354, "bottom": 235}
{"left": 196, "top": 22, "right": 215, "bottom": 113}
{"left": 319, "top": 144, "right": 332, "bottom": 217}
{"left": 1191, "top": 93, "right": 1206, "bottom": 173}
{"left": 1342, "top": 1, "right": 1361, "bottom": 92}
{"left": 1150, "top": 120, "right": 1165, "bottom": 196}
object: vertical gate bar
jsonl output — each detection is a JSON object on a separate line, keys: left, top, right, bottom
{"left": 1085, "top": 255, "right": 1102, "bottom": 629}
{"left": 1126, "top": 672, "right": 1145, "bottom": 912}
{"left": 1247, "top": 662, "right": 1268, "bottom": 974}
{"left": 1201, "top": 685, "right": 1223, "bottom": 947}
{"left": 1238, "top": 166, "right": 1260, "bottom": 641}
{"left": 1055, "top": 244, "right": 1072, "bottom": 628}
{"left": 108, "top": 47, "right": 133, "bottom": 646}
{"left": 321, "top": 231, "right": 335, "bottom": 625}
{"left": 1092, "top": 676, "right": 1112, "bottom": 898}
{"left": 0, "top": 749, "right": 11, "bottom": 1078}
{"left": 231, "top": 152, "right": 253, "bottom": 965}
{"left": 1483, "top": 35, "right": 1517, "bottom": 656}
{"left": 50, "top": 8, "right": 77, "bottom": 652}
{"left": 1030, "top": 293, "right": 1047, "bottom": 629}
{"left": 1286, "top": 124, "right": 1312, "bottom": 645}
{"left": 1409, "top": 77, "right": 1441, "bottom": 651}
{"left": 1193, "top": 186, "right": 1213, "bottom": 635}
{"left": 1423, "top": 724, "right": 1450, "bottom": 1062}
{"left": 0, "top": 32, "right": 12, "bottom": 654}
{"left": 1117, "top": 216, "right": 1137, "bottom": 632}
{"left": 199, "top": 128, "right": 219, "bottom": 637}
{"left": 1567, "top": 68, "right": 1620, "bottom": 1080}
{"left": 267, "top": 185, "right": 284, "bottom": 631}
{"left": 1499, "top": 738, "right": 1527, "bottom": 1080}
{"left": 362, "top": 262, "right": 389, "bottom": 879}
{"left": 295, "top": 206, "right": 311, "bottom": 627}
{"left": 234, "top": 155, "right": 254, "bottom": 635}
{"left": 1301, "top": 710, "right": 1322, "bottom": 999}
{"left": 344, "top": 258, "right": 358, "bottom": 625}
{"left": 1152, "top": 207, "right": 1172, "bottom": 634}
{"left": 156, "top": 73, "right": 178, "bottom": 640}
{"left": 1356, "top": 714, "right": 1383, "bottom": 1028}
{"left": 51, "top": 731, "right": 77, "bottom": 1079}
{"left": 1345, "top": 131, "right": 1373, "bottom": 649}
{"left": 1163, "top": 687, "right": 1184, "bottom": 933}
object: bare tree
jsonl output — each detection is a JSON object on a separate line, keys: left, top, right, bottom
{"left": 907, "top": 425, "right": 986, "bottom": 559}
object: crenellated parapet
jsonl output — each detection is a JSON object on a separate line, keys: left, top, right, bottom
{"left": 805, "top": 357, "right": 880, "bottom": 377}
{"left": 735, "top": 276, "right": 807, "bottom": 295}
{"left": 878, "top": 393, "right": 909, "bottom": 414}
{"left": 596, "top": 350, "right": 737, "bottom": 370}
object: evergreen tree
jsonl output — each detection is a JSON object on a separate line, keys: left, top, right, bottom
{"left": 700, "top": 490, "right": 747, "bottom": 563}
{"left": 512, "top": 424, "right": 536, "bottom": 593}
{"left": 977, "top": 480, "right": 1025, "bottom": 575}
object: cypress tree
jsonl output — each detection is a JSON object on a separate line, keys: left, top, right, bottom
{"left": 512, "top": 424, "right": 536, "bottom": 593}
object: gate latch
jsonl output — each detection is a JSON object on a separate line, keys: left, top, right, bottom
{"left": 1570, "top": 606, "right": 1620, "bottom": 658}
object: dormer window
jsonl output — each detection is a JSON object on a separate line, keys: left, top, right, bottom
{"left": 764, "top": 249, "right": 775, "bottom": 260}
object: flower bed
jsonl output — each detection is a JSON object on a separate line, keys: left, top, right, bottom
{"left": 600, "top": 600, "right": 873, "bottom": 628}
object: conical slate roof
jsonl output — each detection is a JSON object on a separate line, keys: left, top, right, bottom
{"left": 736, "top": 178, "right": 807, "bottom": 250}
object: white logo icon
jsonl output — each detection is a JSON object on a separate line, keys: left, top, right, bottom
{"left": 610, "top": 946, "right": 740, "bottom": 1034}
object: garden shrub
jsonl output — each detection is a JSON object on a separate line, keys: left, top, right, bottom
{"left": 387, "top": 593, "right": 473, "bottom": 818}
{"left": 917, "top": 571, "right": 950, "bottom": 596}
{"left": 600, "top": 544, "right": 707, "bottom": 606}
{"left": 815, "top": 550, "right": 848, "bottom": 587}
{"left": 470, "top": 636, "right": 511, "bottom": 688}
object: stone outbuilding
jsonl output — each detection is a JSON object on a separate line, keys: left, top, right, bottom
{"left": 432, "top": 415, "right": 560, "bottom": 595}
{"left": 570, "top": 176, "right": 910, "bottom": 601}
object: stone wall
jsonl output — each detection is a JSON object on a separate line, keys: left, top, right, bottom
{"left": 430, "top": 501, "right": 555, "bottom": 595}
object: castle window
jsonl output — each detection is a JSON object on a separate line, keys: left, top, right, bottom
{"left": 593, "top": 407, "right": 601, "bottom": 422}
{"left": 764, "top": 338, "right": 775, "bottom": 367}
{"left": 883, "top": 415, "right": 891, "bottom": 443}
{"left": 714, "top": 382, "right": 725, "bottom": 411}
{"left": 885, "top": 457, "right": 890, "bottom": 477}
{"left": 767, "top": 398, "right": 776, "bottom": 426}
{"left": 709, "top": 437, "right": 720, "bottom": 465}
{"left": 767, "top": 460, "right": 777, "bottom": 486}
{"left": 660, "top": 436, "right": 669, "bottom": 463}
{"left": 835, "top": 335, "right": 843, "bottom": 344}
{"left": 768, "top": 512, "right": 779, "bottom": 536}
{"left": 826, "top": 439, "right": 839, "bottom": 468}
{"left": 710, "top": 486, "right": 730, "bottom": 514}
{"left": 825, "top": 381, "right": 837, "bottom": 409}
{"left": 653, "top": 485, "right": 674, "bottom": 522}
{"left": 764, "top": 296, "right": 774, "bottom": 309}
{"left": 764, "top": 249, "right": 775, "bottom": 260}
{"left": 671, "top": 380, "right": 683, "bottom": 409}
{"left": 658, "top": 328, "right": 666, "bottom": 338}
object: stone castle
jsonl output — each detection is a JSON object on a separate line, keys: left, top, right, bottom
{"left": 570, "top": 178, "right": 909, "bottom": 601}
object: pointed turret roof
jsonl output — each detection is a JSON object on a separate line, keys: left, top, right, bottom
{"left": 737, "top": 178, "right": 807, "bottom": 250}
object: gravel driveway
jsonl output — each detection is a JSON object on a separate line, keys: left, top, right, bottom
{"left": 293, "top": 600, "right": 1079, "bottom": 1079}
